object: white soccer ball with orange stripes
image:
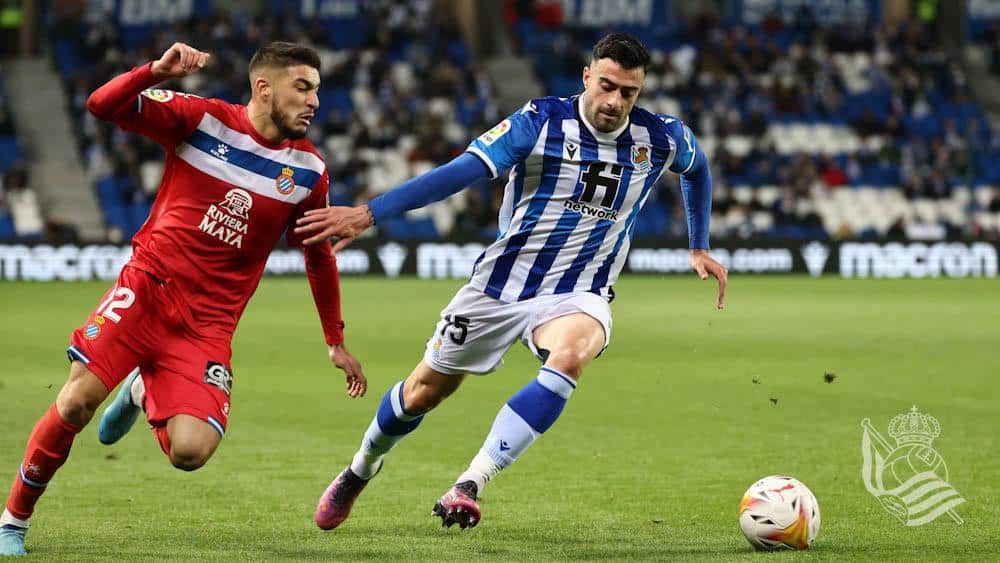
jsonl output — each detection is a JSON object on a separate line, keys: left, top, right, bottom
{"left": 738, "top": 475, "right": 820, "bottom": 550}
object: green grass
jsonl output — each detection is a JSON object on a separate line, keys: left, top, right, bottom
{"left": 1, "top": 276, "right": 998, "bottom": 561}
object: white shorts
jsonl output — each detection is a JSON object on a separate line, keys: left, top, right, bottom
{"left": 423, "top": 284, "right": 613, "bottom": 376}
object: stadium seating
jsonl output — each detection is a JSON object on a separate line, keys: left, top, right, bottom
{"left": 43, "top": 2, "right": 1000, "bottom": 243}
{"left": 52, "top": 2, "right": 494, "bottom": 242}
{"left": 507, "top": 6, "right": 1000, "bottom": 241}
{"left": 0, "top": 76, "right": 42, "bottom": 240}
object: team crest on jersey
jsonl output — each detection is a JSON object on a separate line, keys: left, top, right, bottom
{"left": 275, "top": 167, "right": 296, "bottom": 195}
{"left": 631, "top": 144, "right": 651, "bottom": 172}
{"left": 479, "top": 119, "right": 511, "bottom": 146}
{"left": 141, "top": 89, "right": 175, "bottom": 103}
{"left": 199, "top": 188, "right": 252, "bottom": 249}
{"left": 84, "top": 323, "right": 100, "bottom": 340}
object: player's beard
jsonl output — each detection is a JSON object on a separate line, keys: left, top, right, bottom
{"left": 583, "top": 97, "right": 624, "bottom": 133}
{"left": 270, "top": 102, "right": 308, "bottom": 140}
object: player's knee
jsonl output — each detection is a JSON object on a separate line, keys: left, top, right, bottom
{"left": 544, "top": 348, "right": 591, "bottom": 379}
{"left": 55, "top": 389, "right": 101, "bottom": 427}
{"left": 169, "top": 441, "right": 214, "bottom": 472}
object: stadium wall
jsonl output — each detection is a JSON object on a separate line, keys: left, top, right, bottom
{"left": 1, "top": 240, "right": 995, "bottom": 281}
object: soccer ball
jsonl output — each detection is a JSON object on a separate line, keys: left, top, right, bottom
{"left": 738, "top": 475, "right": 820, "bottom": 551}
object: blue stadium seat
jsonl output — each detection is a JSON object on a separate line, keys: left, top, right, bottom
{"left": 104, "top": 205, "right": 129, "bottom": 235}
{"left": 0, "top": 215, "right": 15, "bottom": 239}
{"left": 129, "top": 202, "right": 153, "bottom": 234}
{"left": 0, "top": 137, "right": 23, "bottom": 172}
{"left": 53, "top": 40, "right": 81, "bottom": 79}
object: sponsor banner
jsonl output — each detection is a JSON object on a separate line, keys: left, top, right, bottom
{"left": 729, "top": 0, "right": 881, "bottom": 26}
{"left": 555, "top": 0, "right": 672, "bottom": 28}
{"left": 269, "top": 0, "right": 365, "bottom": 48}
{"left": 0, "top": 240, "right": 996, "bottom": 281}
{"left": 88, "top": 0, "right": 213, "bottom": 48}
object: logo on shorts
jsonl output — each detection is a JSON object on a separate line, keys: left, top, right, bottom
{"left": 204, "top": 362, "right": 233, "bottom": 396}
{"left": 276, "top": 166, "right": 296, "bottom": 195}
{"left": 84, "top": 323, "right": 100, "bottom": 340}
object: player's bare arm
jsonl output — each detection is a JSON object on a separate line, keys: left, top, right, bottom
{"left": 151, "top": 42, "right": 211, "bottom": 80}
{"left": 690, "top": 249, "right": 728, "bottom": 309}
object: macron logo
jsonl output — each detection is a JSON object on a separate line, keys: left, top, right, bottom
{"left": 499, "top": 440, "right": 511, "bottom": 452}
{"left": 377, "top": 242, "right": 408, "bottom": 278}
{"left": 801, "top": 242, "right": 830, "bottom": 277}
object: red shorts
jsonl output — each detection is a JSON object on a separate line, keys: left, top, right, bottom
{"left": 68, "top": 265, "right": 233, "bottom": 437}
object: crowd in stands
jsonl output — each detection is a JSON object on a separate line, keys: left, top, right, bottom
{"left": 508, "top": 3, "right": 1000, "bottom": 240}
{"left": 50, "top": 0, "right": 502, "bottom": 242}
{"left": 2, "top": 1, "right": 995, "bottom": 244}
{"left": 0, "top": 76, "right": 43, "bottom": 240}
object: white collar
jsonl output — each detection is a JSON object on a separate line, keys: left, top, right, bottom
{"left": 577, "top": 93, "right": 630, "bottom": 142}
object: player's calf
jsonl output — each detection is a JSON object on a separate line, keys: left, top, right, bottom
{"left": 56, "top": 362, "right": 113, "bottom": 427}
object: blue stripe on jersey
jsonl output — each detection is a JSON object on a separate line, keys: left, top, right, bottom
{"left": 518, "top": 212, "right": 581, "bottom": 300}
{"left": 499, "top": 161, "right": 527, "bottom": 239}
{"left": 517, "top": 119, "right": 600, "bottom": 300}
{"left": 555, "top": 129, "right": 635, "bottom": 293}
{"left": 589, "top": 126, "right": 669, "bottom": 294}
{"left": 484, "top": 118, "right": 566, "bottom": 299}
{"left": 187, "top": 129, "right": 321, "bottom": 190}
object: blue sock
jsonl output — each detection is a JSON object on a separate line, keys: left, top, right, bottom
{"left": 457, "top": 367, "right": 576, "bottom": 491}
{"left": 350, "top": 381, "right": 423, "bottom": 479}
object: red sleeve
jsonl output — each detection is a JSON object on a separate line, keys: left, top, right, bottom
{"left": 86, "top": 63, "right": 206, "bottom": 147}
{"left": 304, "top": 241, "right": 344, "bottom": 346}
{"left": 295, "top": 171, "right": 344, "bottom": 345}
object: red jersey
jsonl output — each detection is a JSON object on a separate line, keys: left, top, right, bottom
{"left": 87, "top": 64, "right": 343, "bottom": 344}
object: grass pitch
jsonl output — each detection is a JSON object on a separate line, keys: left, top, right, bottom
{"left": 1, "top": 275, "right": 997, "bottom": 561}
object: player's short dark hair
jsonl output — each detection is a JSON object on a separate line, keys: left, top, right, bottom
{"left": 249, "top": 42, "right": 321, "bottom": 74}
{"left": 591, "top": 32, "right": 650, "bottom": 71}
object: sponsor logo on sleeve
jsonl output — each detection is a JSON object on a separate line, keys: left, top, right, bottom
{"left": 141, "top": 89, "right": 175, "bottom": 103}
{"left": 478, "top": 119, "right": 511, "bottom": 146}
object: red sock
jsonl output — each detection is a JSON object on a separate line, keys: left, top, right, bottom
{"left": 5, "top": 404, "right": 83, "bottom": 520}
{"left": 153, "top": 426, "right": 171, "bottom": 457}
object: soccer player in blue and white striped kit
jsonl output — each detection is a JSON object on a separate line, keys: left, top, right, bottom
{"left": 297, "top": 32, "right": 728, "bottom": 530}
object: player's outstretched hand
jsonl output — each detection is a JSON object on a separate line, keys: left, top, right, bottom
{"left": 329, "top": 344, "right": 367, "bottom": 398}
{"left": 690, "top": 249, "right": 728, "bottom": 310}
{"left": 295, "top": 205, "right": 375, "bottom": 250}
{"left": 151, "top": 42, "right": 210, "bottom": 80}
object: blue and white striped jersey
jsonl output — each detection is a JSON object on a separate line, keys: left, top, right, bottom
{"left": 465, "top": 95, "right": 701, "bottom": 302}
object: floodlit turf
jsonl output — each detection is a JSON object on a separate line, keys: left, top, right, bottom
{"left": 1, "top": 275, "right": 997, "bottom": 561}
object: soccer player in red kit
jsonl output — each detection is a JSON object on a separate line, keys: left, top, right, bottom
{"left": 0, "top": 42, "right": 367, "bottom": 556}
